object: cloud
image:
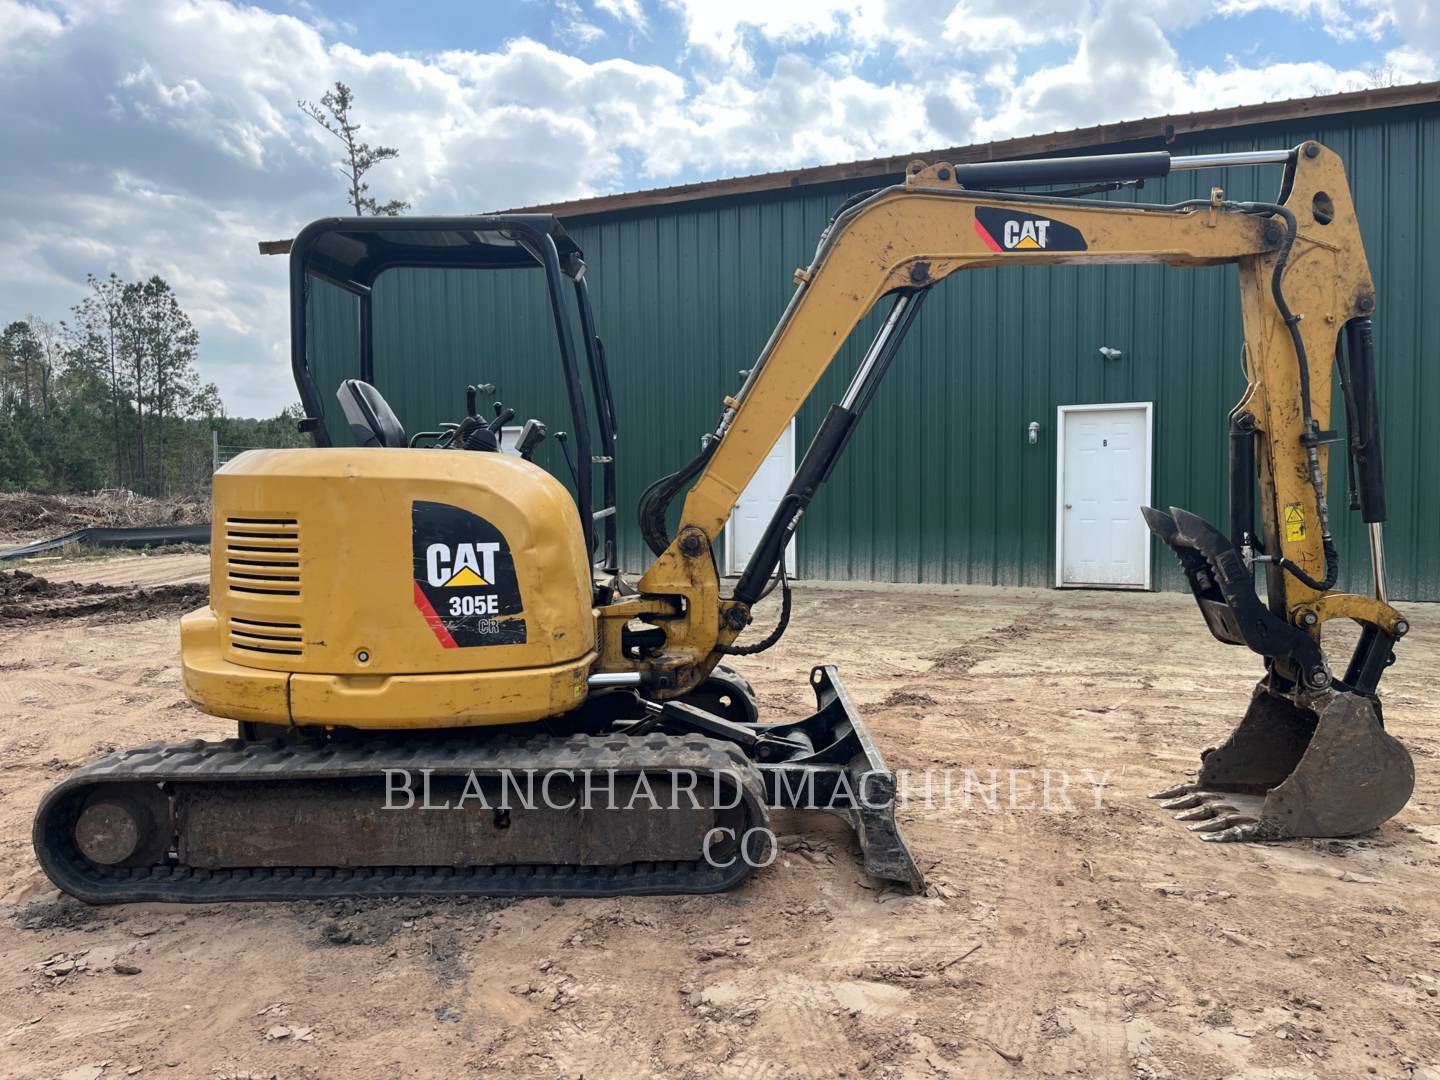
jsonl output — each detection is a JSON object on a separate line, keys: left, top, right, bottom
{"left": 595, "top": 0, "right": 649, "bottom": 30}
{"left": 975, "top": 1, "right": 1402, "bottom": 141}
{"left": 554, "top": 0, "right": 606, "bottom": 45}
{"left": 664, "top": 0, "right": 860, "bottom": 70}
{"left": 657, "top": 55, "right": 941, "bottom": 172}
{"left": 1373, "top": 0, "right": 1440, "bottom": 50}
{"left": 0, "top": 0, "right": 1429, "bottom": 414}
{"left": 0, "top": 0, "right": 63, "bottom": 48}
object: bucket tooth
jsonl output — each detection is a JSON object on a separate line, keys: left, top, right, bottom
{"left": 1199, "top": 822, "right": 1262, "bottom": 843}
{"left": 1159, "top": 792, "right": 1208, "bottom": 811}
{"left": 1173, "top": 804, "right": 1221, "bottom": 822}
{"left": 1148, "top": 783, "right": 1194, "bottom": 801}
{"left": 1188, "top": 813, "right": 1254, "bottom": 834}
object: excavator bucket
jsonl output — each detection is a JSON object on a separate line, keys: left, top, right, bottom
{"left": 1150, "top": 682, "right": 1414, "bottom": 841}
{"left": 1143, "top": 505, "right": 1415, "bottom": 841}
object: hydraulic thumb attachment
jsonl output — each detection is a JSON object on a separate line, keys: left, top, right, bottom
{"left": 1143, "top": 506, "right": 1414, "bottom": 841}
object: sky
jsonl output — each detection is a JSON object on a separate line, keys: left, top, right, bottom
{"left": 1, "top": 0, "right": 1434, "bottom": 416}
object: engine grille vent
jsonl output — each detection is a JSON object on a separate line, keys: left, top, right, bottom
{"left": 224, "top": 516, "right": 301, "bottom": 598}
{"left": 227, "top": 616, "right": 305, "bottom": 657}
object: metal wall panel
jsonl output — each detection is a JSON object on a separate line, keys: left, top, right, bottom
{"left": 309, "top": 103, "right": 1440, "bottom": 600}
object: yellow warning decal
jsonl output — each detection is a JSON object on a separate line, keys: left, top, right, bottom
{"left": 1284, "top": 503, "right": 1306, "bottom": 543}
{"left": 443, "top": 567, "right": 489, "bottom": 588}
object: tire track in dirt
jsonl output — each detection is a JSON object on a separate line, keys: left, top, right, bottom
{"left": 25, "top": 552, "right": 210, "bottom": 588}
{"left": 923, "top": 603, "right": 1055, "bottom": 677}
{"left": 961, "top": 815, "right": 1131, "bottom": 1075}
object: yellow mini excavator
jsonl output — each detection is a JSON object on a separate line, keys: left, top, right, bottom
{"left": 35, "top": 140, "right": 1413, "bottom": 902}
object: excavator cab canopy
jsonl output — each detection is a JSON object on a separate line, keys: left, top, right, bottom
{"left": 286, "top": 214, "right": 620, "bottom": 567}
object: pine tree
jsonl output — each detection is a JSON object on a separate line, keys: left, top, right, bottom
{"left": 66, "top": 274, "right": 132, "bottom": 487}
{"left": 300, "top": 82, "right": 410, "bottom": 216}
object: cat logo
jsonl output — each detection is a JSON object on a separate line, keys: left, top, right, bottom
{"left": 425, "top": 542, "right": 500, "bottom": 588}
{"left": 1003, "top": 219, "right": 1050, "bottom": 249}
{"left": 974, "top": 206, "right": 1088, "bottom": 253}
{"left": 411, "top": 501, "right": 527, "bottom": 648}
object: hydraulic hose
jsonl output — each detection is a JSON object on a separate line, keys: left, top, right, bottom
{"left": 1238, "top": 200, "right": 1340, "bottom": 593}
{"left": 716, "top": 563, "right": 792, "bottom": 656}
{"left": 638, "top": 435, "right": 718, "bottom": 557}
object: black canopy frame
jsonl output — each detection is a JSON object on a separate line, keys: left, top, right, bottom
{"left": 287, "top": 214, "right": 620, "bottom": 569}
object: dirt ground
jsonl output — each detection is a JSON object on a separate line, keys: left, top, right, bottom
{"left": 0, "top": 554, "right": 1437, "bottom": 1080}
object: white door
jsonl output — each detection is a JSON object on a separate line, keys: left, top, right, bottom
{"left": 1056, "top": 403, "right": 1152, "bottom": 589}
{"left": 726, "top": 420, "right": 797, "bottom": 576}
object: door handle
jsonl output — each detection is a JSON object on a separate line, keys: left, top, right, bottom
{"left": 1065, "top": 503, "right": 1073, "bottom": 509}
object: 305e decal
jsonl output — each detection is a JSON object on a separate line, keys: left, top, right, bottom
{"left": 974, "top": 206, "right": 1088, "bottom": 253}
{"left": 411, "top": 500, "right": 527, "bottom": 647}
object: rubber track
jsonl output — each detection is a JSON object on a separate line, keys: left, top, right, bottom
{"left": 33, "top": 734, "right": 768, "bottom": 904}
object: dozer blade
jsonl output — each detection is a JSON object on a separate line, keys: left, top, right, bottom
{"left": 752, "top": 666, "right": 924, "bottom": 891}
{"left": 610, "top": 666, "right": 923, "bottom": 889}
{"left": 1143, "top": 504, "right": 1414, "bottom": 841}
{"left": 1150, "top": 682, "right": 1415, "bottom": 841}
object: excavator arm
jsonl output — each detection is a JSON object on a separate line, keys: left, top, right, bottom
{"left": 601, "top": 140, "right": 1413, "bottom": 843}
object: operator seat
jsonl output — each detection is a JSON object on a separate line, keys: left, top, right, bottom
{"left": 338, "top": 379, "right": 407, "bottom": 448}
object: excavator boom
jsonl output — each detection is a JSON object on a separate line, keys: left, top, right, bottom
{"left": 617, "top": 140, "right": 1413, "bottom": 843}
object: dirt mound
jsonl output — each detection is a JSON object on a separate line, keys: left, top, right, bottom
{"left": 0, "top": 569, "right": 207, "bottom": 623}
{"left": 881, "top": 689, "right": 937, "bottom": 708}
{"left": 926, "top": 606, "right": 1051, "bottom": 673}
{"left": 0, "top": 490, "right": 206, "bottom": 542}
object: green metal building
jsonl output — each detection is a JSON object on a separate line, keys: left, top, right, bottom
{"left": 307, "top": 83, "right": 1440, "bottom": 601}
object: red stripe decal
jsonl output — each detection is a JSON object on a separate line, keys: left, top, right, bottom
{"left": 413, "top": 581, "right": 457, "bottom": 648}
{"left": 974, "top": 218, "right": 1003, "bottom": 253}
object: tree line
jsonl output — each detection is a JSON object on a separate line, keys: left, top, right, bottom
{"left": 0, "top": 274, "right": 304, "bottom": 496}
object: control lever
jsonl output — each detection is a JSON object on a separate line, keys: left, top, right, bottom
{"left": 487, "top": 405, "right": 516, "bottom": 434}
{"left": 465, "top": 385, "right": 478, "bottom": 419}
{"left": 553, "top": 431, "right": 579, "bottom": 487}
{"left": 514, "top": 419, "right": 548, "bottom": 461}
{"left": 457, "top": 417, "right": 498, "bottom": 452}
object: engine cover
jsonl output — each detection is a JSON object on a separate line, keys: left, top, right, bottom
{"left": 181, "top": 448, "right": 597, "bottom": 729}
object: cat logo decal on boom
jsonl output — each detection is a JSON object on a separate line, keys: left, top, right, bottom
{"left": 973, "top": 206, "right": 1088, "bottom": 253}
{"left": 411, "top": 500, "right": 527, "bottom": 648}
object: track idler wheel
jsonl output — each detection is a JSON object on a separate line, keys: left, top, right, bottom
{"left": 72, "top": 783, "right": 172, "bottom": 868}
{"left": 1151, "top": 682, "right": 1414, "bottom": 841}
